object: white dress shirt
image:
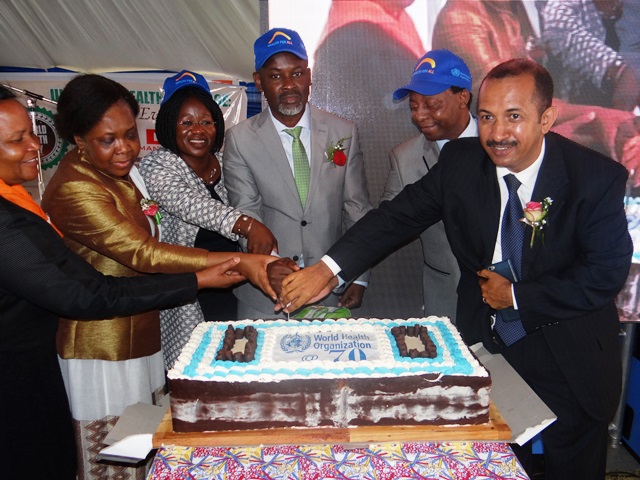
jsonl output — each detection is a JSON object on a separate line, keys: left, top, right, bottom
{"left": 493, "top": 139, "right": 546, "bottom": 308}
{"left": 268, "top": 106, "right": 312, "bottom": 173}
{"left": 435, "top": 112, "right": 478, "bottom": 151}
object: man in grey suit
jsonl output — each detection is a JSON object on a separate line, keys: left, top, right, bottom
{"left": 381, "top": 49, "right": 475, "bottom": 321}
{"left": 223, "top": 28, "right": 372, "bottom": 319}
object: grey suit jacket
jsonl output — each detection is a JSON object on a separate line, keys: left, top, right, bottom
{"left": 223, "top": 104, "right": 372, "bottom": 314}
{"left": 381, "top": 134, "right": 460, "bottom": 320}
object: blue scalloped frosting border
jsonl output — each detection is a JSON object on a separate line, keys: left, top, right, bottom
{"left": 181, "top": 319, "right": 475, "bottom": 379}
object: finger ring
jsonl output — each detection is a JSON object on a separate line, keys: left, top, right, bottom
{"left": 482, "top": 297, "right": 487, "bottom": 304}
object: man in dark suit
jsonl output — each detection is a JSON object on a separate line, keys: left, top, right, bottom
{"left": 279, "top": 58, "right": 632, "bottom": 479}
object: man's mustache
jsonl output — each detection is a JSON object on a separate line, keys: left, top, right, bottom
{"left": 486, "top": 140, "right": 518, "bottom": 148}
{"left": 278, "top": 90, "right": 301, "bottom": 101}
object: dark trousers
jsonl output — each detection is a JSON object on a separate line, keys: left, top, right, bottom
{"left": 1, "top": 348, "right": 77, "bottom": 479}
{"left": 495, "top": 329, "right": 610, "bottom": 480}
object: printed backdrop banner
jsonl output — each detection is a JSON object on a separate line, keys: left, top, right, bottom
{"left": 0, "top": 72, "right": 247, "bottom": 191}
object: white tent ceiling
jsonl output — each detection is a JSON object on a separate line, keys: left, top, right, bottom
{"left": 0, "top": 0, "right": 261, "bottom": 82}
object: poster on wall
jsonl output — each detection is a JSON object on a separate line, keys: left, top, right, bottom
{"left": 268, "top": 0, "right": 640, "bottom": 319}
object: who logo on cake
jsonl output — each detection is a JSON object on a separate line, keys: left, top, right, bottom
{"left": 280, "top": 333, "right": 311, "bottom": 353}
{"left": 278, "top": 329, "right": 375, "bottom": 362}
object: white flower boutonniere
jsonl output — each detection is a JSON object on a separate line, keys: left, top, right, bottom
{"left": 521, "top": 197, "right": 553, "bottom": 248}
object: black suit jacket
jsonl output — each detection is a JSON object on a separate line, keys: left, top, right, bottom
{"left": 0, "top": 197, "right": 200, "bottom": 477}
{"left": 0, "top": 197, "right": 198, "bottom": 353}
{"left": 328, "top": 132, "right": 632, "bottom": 420}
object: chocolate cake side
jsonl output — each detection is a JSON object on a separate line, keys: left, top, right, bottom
{"left": 169, "top": 373, "right": 491, "bottom": 432}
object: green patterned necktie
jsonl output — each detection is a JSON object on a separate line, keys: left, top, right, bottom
{"left": 284, "top": 126, "right": 310, "bottom": 208}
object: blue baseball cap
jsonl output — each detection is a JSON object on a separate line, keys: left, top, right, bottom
{"left": 161, "top": 70, "right": 210, "bottom": 105}
{"left": 393, "top": 50, "right": 472, "bottom": 101}
{"left": 254, "top": 27, "right": 308, "bottom": 71}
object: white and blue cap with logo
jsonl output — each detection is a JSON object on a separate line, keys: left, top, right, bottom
{"left": 161, "top": 70, "right": 210, "bottom": 105}
{"left": 393, "top": 49, "right": 472, "bottom": 101}
{"left": 254, "top": 27, "right": 308, "bottom": 71}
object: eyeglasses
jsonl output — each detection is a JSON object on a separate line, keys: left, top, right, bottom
{"left": 177, "top": 120, "right": 215, "bottom": 128}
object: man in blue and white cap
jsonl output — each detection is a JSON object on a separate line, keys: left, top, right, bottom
{"left": 223, "top": 27, "right": 372, "bottom": 319}
{"left": 380, "top": 49, "right": 476, "bottom": 322}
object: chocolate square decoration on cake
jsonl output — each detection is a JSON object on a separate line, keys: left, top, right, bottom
{"left": 168, "top": 317, "right": 491, "bottom": 432}
{"left": 215, "top": 325, "right": 258, "bottom": 362}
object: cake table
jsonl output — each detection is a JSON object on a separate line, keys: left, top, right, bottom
{"left": 148, "top": 391, "right": 521, "bottom": 479}
{"left": 147, "top": 441, "right": 528, "bottom": 479}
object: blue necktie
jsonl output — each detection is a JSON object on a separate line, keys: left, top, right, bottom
{"left": 493, "top": 174, "right": 527, "bottom": 346}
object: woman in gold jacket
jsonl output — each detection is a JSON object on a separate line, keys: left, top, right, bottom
{"left": 41, "top": 74, "right": 275, "bottom": 479}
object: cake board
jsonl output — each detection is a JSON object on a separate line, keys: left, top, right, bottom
{"left": 152, "top": 402, "right": 511, "bottom": 448}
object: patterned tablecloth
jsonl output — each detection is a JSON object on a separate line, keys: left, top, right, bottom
{"left": 147, "top": 441, "right": 529, "bottom": 479}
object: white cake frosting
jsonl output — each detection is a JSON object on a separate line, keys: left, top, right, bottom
{"left": 169, "top": 316, "right": 488, "bottom": 383}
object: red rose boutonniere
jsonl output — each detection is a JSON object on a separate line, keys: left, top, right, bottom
{"left": 521, "top": 197, "right": 552, "bottom": 248}
{"left": 326, "top": 137, "right": 350, "bottom": 166}
{"left": 140, "top": 198, "right": 162, "bottom": 225}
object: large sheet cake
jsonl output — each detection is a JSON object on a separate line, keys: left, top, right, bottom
{"left": 168, "top": 317, "right": 491, "bottom": 432}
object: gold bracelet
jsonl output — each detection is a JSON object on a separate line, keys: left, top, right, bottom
{"left": 245, "top": 218, "right": 255, "bottom": 237}
{"left": 237, "top": 215, "right": 249, "bottom": 237}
